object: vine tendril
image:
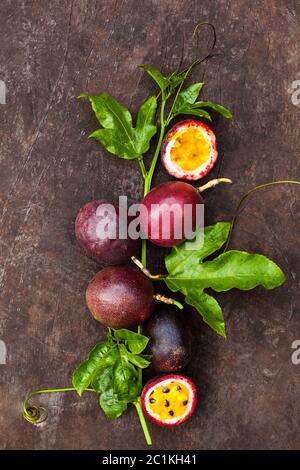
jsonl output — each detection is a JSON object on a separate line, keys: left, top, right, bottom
{"left": 23, "top": 387, "right": 97, "bottom": 425}
{"left": 224, "top": 180, "right": 300, "bottom": 252}
{"left": 181, "top": 22, "right": 217, "bottom": 76}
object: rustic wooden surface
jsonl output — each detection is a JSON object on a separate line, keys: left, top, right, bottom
{"left": 0, "top": 0, "right": 300, "bottom": 450}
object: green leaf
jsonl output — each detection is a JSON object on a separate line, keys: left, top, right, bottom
{"left": 177, "top": 107, "right": 212, "bottom": 121}
{"left": 173, "top": 83, "right": 204, "bottom": 115}
{"left": 165, "top": 222, "right": 285, "bottom": 336}
{"left": 186, "top": 289, "right": 226, "bottom": 337}
{"left": 73, "top": 329, "right": 149, "bottom": 420}
{"left": 140, "top": 65, "right": 186, "bottom": 97}
{"left": 92, "top": 346, "right": 141, "bottom": 418}
{"left": 140, "top": 64, "right": 168, "bottom": 94}
{"left": 81, "top": 93, "right": 157, "bottom": 159}
{"left": 72, "top": 341, "right": 114, "bottom": 396}
{"left": 119, "top": 344, "right": 151, "bottom": 369}
{"left": 135, "top": 96, "right": 157, "bottom": 154}
{"left": 114, "top": 329, "right": 149, "bottom": 354}
{"left": 99, "top": 392, "right": 127, "bottom": 419}
{"left": 195, "top": 100, "right": 233, "bottom": 118}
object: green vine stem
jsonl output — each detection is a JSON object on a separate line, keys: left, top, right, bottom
{"left": 224, "top": 180, "right": 300, "bottom": 252}
{"left": 134, "top": 397, "right": 152, "bottom": 446}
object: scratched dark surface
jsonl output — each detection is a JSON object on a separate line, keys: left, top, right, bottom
{"left": 0, "top": 0, "right": 300, "bottom": 450}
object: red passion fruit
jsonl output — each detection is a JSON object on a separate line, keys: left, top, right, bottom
{"left": 86, "top": 266, "right": 154, "bottom": 328}
{"left": 75, "top": 200, "right": 139, "bottom": 265}
{"left": 161, "top": 120, "right": 218, "bottom": 181}
{"left": 141, "top": 375, "right": 197, "bottom": 427}
{"left": 140, "top": 181, "right": 203, "bottom": 247}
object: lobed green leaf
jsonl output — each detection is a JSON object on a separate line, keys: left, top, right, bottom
{"left": 165, "top": 222, "right": 285, "bottom": 336}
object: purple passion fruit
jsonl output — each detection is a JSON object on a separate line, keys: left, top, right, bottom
{"left": 144, "top": 307, "right": 191, "bottom": 372}
{"left": 161, "top": 120, "right": 218, "bottom": 181}
{"left": 75, "top": 200, "right": 139, "bottom": 265}
{"left": 85, "top": 266, "right": 154, "bottom": 328}
{"left": 141, "top": 375, "right": 197, "bottom": 427}
{"left": 139, "top": 181, "right": 203, "bottom": 247}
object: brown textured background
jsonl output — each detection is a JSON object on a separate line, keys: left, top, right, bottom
{"left": 0, "top": 0, "right": 300, "bottom": 450}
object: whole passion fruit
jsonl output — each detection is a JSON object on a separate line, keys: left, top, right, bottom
{"left": 75, "top": 200, "right": 139, "bottom": 265}
{"left": 86, "top": 266, "right": 154, "bottom": 328}
{"left": 140, "top": 181, "right": 203, "bottom": 247}
{"left": 144, "top": 307, "right": 191, "bottom": 372}
{"left": 141, "top": 375, "right": 197, "bottom": 427}
{"left": 161, "top": 120, "right": 217, "bottom": 181}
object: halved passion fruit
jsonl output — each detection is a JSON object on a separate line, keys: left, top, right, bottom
{"left": 141, "top": 375, "right": 197, "bottom": 427}
{"left": 161, "top": 120, "right": 217, "bottom": 181}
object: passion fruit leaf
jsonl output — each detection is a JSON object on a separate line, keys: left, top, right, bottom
{"left": 172, "top": 82, "right": 204, "bottom": 115}
{"left": 176, "top": 107, "right": 212, "bottom": 121}
{"left": 114, "top": 329, "right": 149, "bottom": 354}
{"left": 81, "top": 93, "right": 157, "bottom": 159}
{"left": 195, "top": 100, "right": 233, "bottom": 118}
{"left": 165, "top": 222, "right": 285, "bottom": 336}
{"left": 119, "top": 344, "right": 151, "bottom": 369}
{"left": 72, "top": 341, "right": 114, "bottom": 396}
{"left": 140, "top": 64, "right": 168, "bottom": 93}
{"left": 99, "top": 393, "right": 128, "bottom": 419}
{"left": 73, "top": 329, "right": 150, "bottom": 419}
{"left": 140, "top": 64, "right": 186, "bottom": 98}
{"left": 185, "top": 289, "right": 225, "bottom": 336}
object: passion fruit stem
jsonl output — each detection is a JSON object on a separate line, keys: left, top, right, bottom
{"left": 131, "top": 256, "right": 162, "bottom": 280}
{"left": 198, "top": 177, "right": 233, "bottom": 193}
{"left": 134, "top": 397, "right": 152, "bottom": 446}
{"left": 23, "top": 387, "right": 97, "bottom": 424}
{"left": 153, "top": 294, "right": 184, "bottom": 310}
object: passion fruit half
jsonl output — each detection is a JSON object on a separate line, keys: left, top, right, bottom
{"left": 141, "top": 375, "right": 197, "bottom": 427}
{"left": 161, "top": 120, "right": 217, "bottom": 181}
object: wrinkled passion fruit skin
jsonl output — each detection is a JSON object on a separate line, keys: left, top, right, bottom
{"left": 86, "top": 266, "right": 154, "bottom": 328}
{"left": 75, "top": 200, "right": 139, "bottom": 265}
{"left": 141, "top": 374, "right": 197, "bottom": 427}
{"left": 140, "top": 181, "right": 203, "bottom": 247}
{"left": 144, "top": 307, "right": 191, "bottom": 372}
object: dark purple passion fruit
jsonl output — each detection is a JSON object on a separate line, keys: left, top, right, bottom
{"left": 75, "top": 200, "right": 139, "bottom": 265}
{"left": 86, "top": 265, "right": 154, "bottom": 329}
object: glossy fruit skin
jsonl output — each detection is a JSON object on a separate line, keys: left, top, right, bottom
{"left": 86, "top": 266, "right": 154, "bottom": 328}
{"left": 144, "top": 307, "right": 191, "bottom": 372}
{"left": 75, "top": 200, "right": 139, "bottom": 265}
{"left": 161, "top": 120, "right": 218, "bottom": 181}
{"left": 141, "top": 374, "right": 197, "bottom": 427}
{"left": 140, "top": 181, "right": 203, "bottom": 247}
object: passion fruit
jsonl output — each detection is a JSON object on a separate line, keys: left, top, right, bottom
{"left": 144, "top": 307, "right": 191, "bottom": 372}
{"left": 140, "top": 181, "right": 202, "bottom": 247}
{"left": 161, "top": 120, "right": 217, "bottom": 181}
{"left": 75, "top": 200, "right": 139, "bottom": 265}
{"left": 140, "top": 178, "right": 231, "bottom": 247}
{"left": 86, "top": 266, "right": 154, "bottom": 328}
{"left": 141, "top": 375, "right": 197, "bottom": 427}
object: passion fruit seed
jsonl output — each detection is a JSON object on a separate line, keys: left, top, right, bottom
{"left": 164, "top": 400, "right": 170, "bottom": 407}
{"left": 163, "top": 387, "right": 170, "bottom": 393}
